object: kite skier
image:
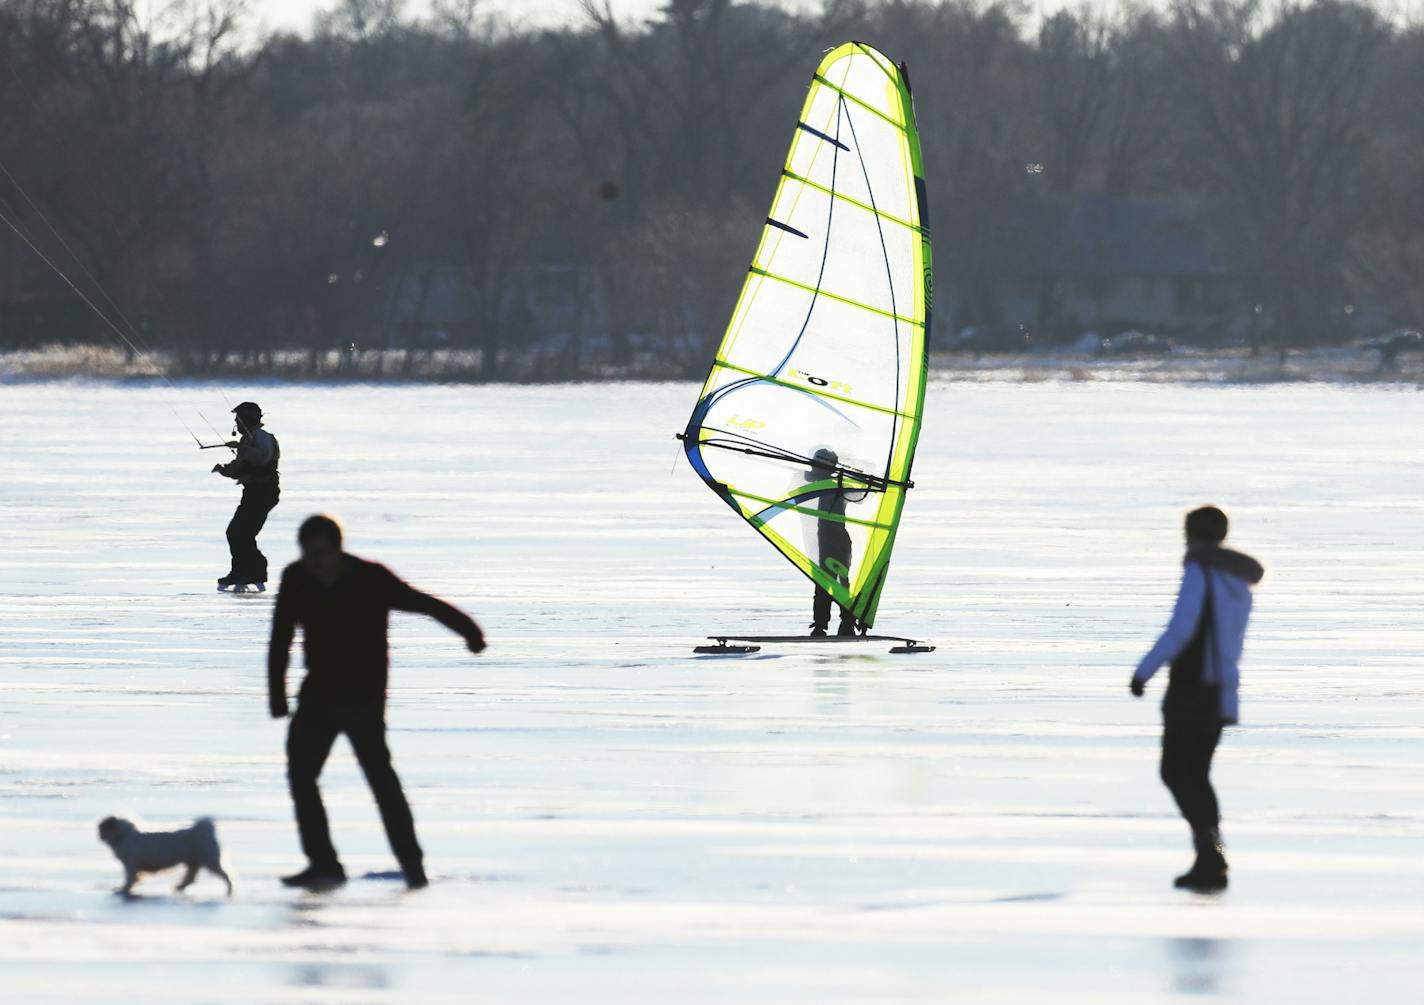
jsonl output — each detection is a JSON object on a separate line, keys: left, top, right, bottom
{"left": 268, "top": 515, "right": 486, "bottom": 891}
{"left": 1130, "top": 506, "right": 1264, "bottom": 892}
{"left": 806, "top": 448, "right": 860, "bottom": 637}
{"left": 213, "top": 400, "right": 280, "bottom": 592}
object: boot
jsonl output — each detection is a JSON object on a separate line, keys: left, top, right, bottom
{"left": 836, "top": 615, "right": 859, "bottom": 638}
{"left": 809, "top": 622, "right": 828, "bottom": 638}
{"left": 1174, "top": 829, "right": 1228, "bottom": 892}
{"left": 281, "top": 863, "right": 347, "bottom": 890}
{"left": 402, "top": 859, "right": 429, "bottom": 890}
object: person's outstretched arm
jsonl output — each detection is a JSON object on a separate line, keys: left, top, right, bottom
{"left": 268, "top": 571, "right": 298, "bottom": 717}
{"left": 383, "top": 567, "right": 486, "bottom": 653}
{"left": 1130, "top": 562, "right": 1204, "bottom": 696}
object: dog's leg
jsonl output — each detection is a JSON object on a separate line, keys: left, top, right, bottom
{"left": 175, "top": 864, "right": 198, "bottom": 892}
{"left": 117, "top": 869, "right": 138, "bottom": 896}
{"left": 210, "top": 864, "right": 234, "bottom": 897}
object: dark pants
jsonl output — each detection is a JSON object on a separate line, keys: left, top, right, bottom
{"left": 812, "top": 586, "right": 856, "bottom": 632}
{"left": 1160, "top": 719, "right": 1224, "bottom": 839}
{"left": 813, "top": 532, "right": 853, "bottom": 631}
{"left": 286, "top": 699, "right": 423, "bottom": 871}
{"left": 226, "top": 484, "right": 278, "bottom": 582}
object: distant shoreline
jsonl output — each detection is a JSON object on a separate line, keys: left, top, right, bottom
{"left": 928, "top": 346, "right": 1422, "bottom": 386}
{"left": 1, "top": 344, "right": 1419, "bottom": 386}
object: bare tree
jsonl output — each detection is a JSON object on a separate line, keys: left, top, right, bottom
{"left": 1036, "top": 6, "right": 1113, "bottom": 193}
{"left": 870, "top": 1, "right": 1039, "bottom": 332}
{"left": 1351, "top": 25, "right": 1424, "bottom": 327}
{"left": 1101, "top": 8, "right": 1180, "bottom": 196}
{"left": 1172, "top": 0, "right": 1390, "bottom": 353}
{"left": 2, "top": 0, "right": 1419, "bottom": 373}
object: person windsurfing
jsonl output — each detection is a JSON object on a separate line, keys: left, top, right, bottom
{"left": 805, "top": 448, "right": 859, "bottom": 637}
{"left": 213, "top": 401, "right": 280, "bottom": 591}
{"left": 1130, "top": 506, "right": 1264, "bottom": 893}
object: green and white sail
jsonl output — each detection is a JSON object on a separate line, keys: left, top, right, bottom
{"left": 680, "top": 41, "right": 932, "bottom": 629}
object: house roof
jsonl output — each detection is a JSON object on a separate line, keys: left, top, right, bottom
{"left": 1044, "top": 194, "right": 1233, "bottom": 278}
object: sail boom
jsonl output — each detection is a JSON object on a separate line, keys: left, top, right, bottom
{"left": 686, "top": 434, "right": 916, "bottom": 492}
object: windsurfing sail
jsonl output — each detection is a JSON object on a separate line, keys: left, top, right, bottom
{"left": 679, "top": 41, "right": 932, "bottom": 629}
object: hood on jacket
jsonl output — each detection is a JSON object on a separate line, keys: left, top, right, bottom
{"left": 1186, "top": 544, "right": 1265, "bottom": 585}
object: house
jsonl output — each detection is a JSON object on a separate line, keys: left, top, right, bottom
{"left": 942, "top": 194, "right": 1255, "bottom": 343}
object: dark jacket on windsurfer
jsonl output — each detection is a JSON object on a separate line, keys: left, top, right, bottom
{"left": 806, "top": 447, "right": 856, "bottom": 635}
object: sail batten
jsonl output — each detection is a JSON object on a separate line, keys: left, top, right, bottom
{"left": 811, "top": 74, "right": 911, "bottom": 131}
{"left": 710, "top": 359, "right": 920, "bottom": 419}
{"left": 744, "top": 268, "right": 924, "bottom": 326}
{"left": 781, "top": 169, "right": 926, "bottom": 234}
{"left": 681, "top": 42, "right": 932, "bottom": 629}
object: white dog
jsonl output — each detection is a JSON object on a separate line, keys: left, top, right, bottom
{"left": 97, "top": 816, "right": 233, "bottom": 897}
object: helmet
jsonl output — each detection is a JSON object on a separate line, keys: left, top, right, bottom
{"left": 232, "top": 401, "right": 263, "bottom": 423}
{"left": 806, "top": 447, "right": 840, "bottom": 478}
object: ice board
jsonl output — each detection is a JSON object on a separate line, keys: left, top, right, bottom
{"left": 694, "top": 634, "right": 935, "bottom": 655}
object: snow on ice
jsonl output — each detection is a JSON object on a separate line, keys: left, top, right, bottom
{"left": 1, "top": 381, "right": 1421, "bottom": 1002}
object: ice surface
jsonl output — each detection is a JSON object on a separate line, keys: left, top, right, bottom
{"left": 0, "top": 380, "right": 1421, "bottom": 1002}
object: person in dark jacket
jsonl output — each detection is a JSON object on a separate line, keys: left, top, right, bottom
{"left": 1131, "top": 506, "right": 1264, "bottom": 892}
{"left": 268, "top": 514, "right": 486, "bottom": 890}
{"left": 805, "top": 448, "right": 863, "bottom": 637}
{"left": 213, "top": 401, "right": 280, "bottom": 590}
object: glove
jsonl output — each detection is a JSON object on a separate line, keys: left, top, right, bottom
{"left": 1129, "top": 677, "right": 1146, "bottom": 698}
{"left": 270, "top": 699, "right": 289, "bottom": 719}
{"left": 466, "top": 631, "right": 486, "bottom": 655}
{"left": 212, "top": 464, "right": 223, "bottom": 474}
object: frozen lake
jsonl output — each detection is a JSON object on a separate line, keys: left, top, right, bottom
{"left": 1, "top": 379, "right": 1421, "bottom": 1002}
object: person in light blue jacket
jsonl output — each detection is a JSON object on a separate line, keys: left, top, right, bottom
{"left": 1131, "top": 506, "right": 1264, "bottom": 892}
